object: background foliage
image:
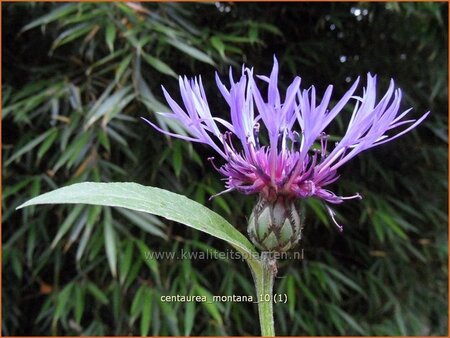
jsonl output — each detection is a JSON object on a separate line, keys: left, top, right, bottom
{"left": 2, "top": 2, "right": 448, "bottom": 336}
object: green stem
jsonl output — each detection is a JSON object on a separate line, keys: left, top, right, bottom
{"left": 253, "top": 252, "right": 276, "bottom": 337}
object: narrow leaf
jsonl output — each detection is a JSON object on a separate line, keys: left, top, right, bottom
{"left": 103, "top": 207, "right": 117, "bottom": 277}
{"left": 168, "top": 39, "right": 215, "bottom": 65}
{"left": 140, "top": 289, "right": 152, "bottom": 336}
{"left": 5, "top": 128, "right": 57, "bottom": 166}
{"left": 86, "top": 282, "right": 109, "bottom": 305}
{"left": 105, "top": 23, "right": 116, "bottom": 52}
{"left": 18, "top": 182, "right": 256, "bottom": 256}
{"left": 142, "top": 53, "right": 177, "bottom": 78}
{"left": 210, "top": 36, "right": 225, "bottom": 57}
{"left": 21, "top": 4, "right": 78, "bottom": 32}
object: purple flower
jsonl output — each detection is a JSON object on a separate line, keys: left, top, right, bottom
{"left": 143, "top": 57, "right": 429, "bottom": 230}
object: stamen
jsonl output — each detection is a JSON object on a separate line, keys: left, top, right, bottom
{"left": 290, "top": 131, "right": 301, "bottom": 151}
{"left": 303, "top": 152, "right": 318, "bottom": 179}
{"left": 281, "top": 128, "right": 288, "bottom": 151}
{"left": 253, "top": 123, "right": 260, "bottom": 148}
{"left": 339, "top": 192, "right": 362, "bottom": 200}
{"left": 207, "top": 157, "right": 221, "bottom": 172}
{"left": 222, "top": 132, "right": 239, "bottom": 160}
{"left": 247, "top": 141, "right": 259, "bottom": 164}
{"left": 208, "top": 187, "right": 234, "bottom": 200}
{"left": 326, "top": 205, "right": 344, "bottom": 232}
{"left": 320, "top": 132, "right": 329, "bottom": 158}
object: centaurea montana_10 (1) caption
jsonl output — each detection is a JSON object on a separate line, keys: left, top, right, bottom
{"left": 143, "top": 57, "right": 429, "bottom": 252}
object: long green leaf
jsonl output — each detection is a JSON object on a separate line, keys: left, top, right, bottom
{"left": 5, "top": 128, "right": 57, "bottom": 166}
{"left": 17, "top": 182, "right": 256, "bottom": 257}
{"left": 103, "top": 207, "right": 117, "bottom": 277}
{"left": 167, "top": 39, "right": 215, "bottom": 65}
{"left": 142, "top": 53, "right": 177, "bottom": 78}
{"left": 20, "top": 4, "right": 78, "bottom": 32}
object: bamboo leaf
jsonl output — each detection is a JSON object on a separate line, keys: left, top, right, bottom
{"left": 195, "top": 285, "right": 223, "bottom": 325}
{"left": 86, "top": 282, "right": 109, "bottom": 305}
{"left": 37, "top": 128, "right": 59, "bottom": 160}
{"left": 51, "top": 204, "right": 85, "bottom": 249}
{"left": 103, "top": 207, "right": 117, "bottom": 277}
{"left": 184, "top": 299, "right": 195, "bottom": 336}
{"left": 116, "top": 208, "right": 167, "bottom": 239}
{"left": 54, "top": 283, "right": 74, "bottom": 321}
{"left": 51, "top": 23, "right": 93, "bottom": 51}
{"left": 142, "top": 53, "right": 177, "bottom": 78}
{"left": 210, "top": 36, "right": 225, "bottom": 57}
{"left": 74, "top": 285, "right": 85, "bottom": 324}
{"left": 105, "top": 23, "right": 116, "bottom": 52}
{"left": 119, "top": 240, "right": 134, "bottom": 285}
{"left": 168, "top": 39, "right": 215, "bottom": 66}
{"left": 85, "top": 86, "right": 132, "bottom": 128}
{"left": 140, "top": 289, "right": 152, "bottom": 336}
{"left": 5, "top": 128, "right": 57, "bottom": 166}
{"left": 21, "top": 4, "right": 78, "bottom": 32}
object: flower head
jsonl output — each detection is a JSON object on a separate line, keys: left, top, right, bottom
{"left": 143, "top": 57, "right": 429, "bottom": 232}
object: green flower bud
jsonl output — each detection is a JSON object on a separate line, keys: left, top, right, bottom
{"left": 247, "top": 195, "right": 304, "bottom": 252}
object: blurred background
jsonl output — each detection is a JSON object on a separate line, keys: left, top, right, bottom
{"left": 2, "top": 2, "right": 448, "bottom": 336}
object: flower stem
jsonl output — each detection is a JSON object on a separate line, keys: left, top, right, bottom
{"left": 254, "top": 252, "right": 276, "bottom": 337}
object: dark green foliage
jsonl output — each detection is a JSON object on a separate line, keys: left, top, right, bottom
{"left": 2, "top": 2, "right": 447, "bottom": 336}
